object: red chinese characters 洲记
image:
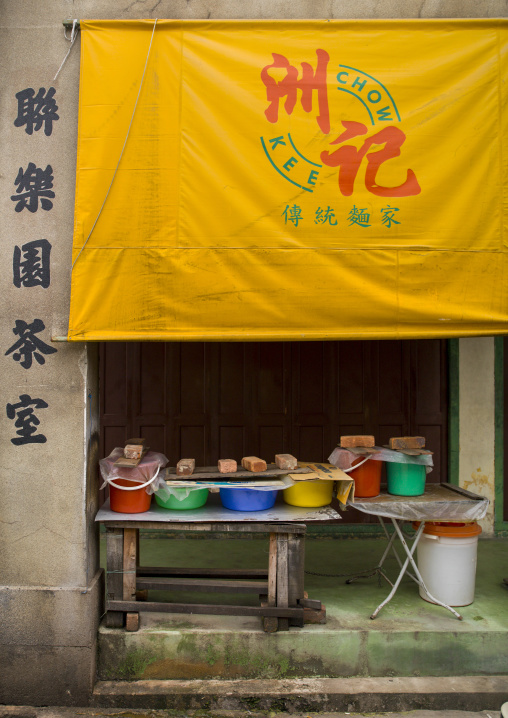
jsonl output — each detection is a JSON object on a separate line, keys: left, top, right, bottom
{"left": 261, "top": 49, "right": 330, "bottom": 134}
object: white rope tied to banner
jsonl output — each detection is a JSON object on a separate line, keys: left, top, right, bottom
{"left": 72, "top": 18, "right": 158, "bottom": 271}
{"left": 54, "top": 19, "right": 79, "bottom": 81}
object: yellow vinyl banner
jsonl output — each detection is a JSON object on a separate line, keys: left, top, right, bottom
{"left": 68, "top": 19, "right": 508, "bottom": 341}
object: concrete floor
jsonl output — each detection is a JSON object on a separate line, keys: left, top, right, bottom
{"left": 0, "top": 710, "right": 505, "bottom": 718}
{"left": 98, "top": 533, "right": 508, "bottom": 681}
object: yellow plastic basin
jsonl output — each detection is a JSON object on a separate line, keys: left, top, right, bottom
{"left": 283, "top": 480, "right": 333, "bottom": 508}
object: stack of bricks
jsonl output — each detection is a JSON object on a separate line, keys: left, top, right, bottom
{"left": 123, "top": 438, "right": 145, "bottom": 459}
{"left": 275, "top": 453, "right": 298, "bottom": 470}
{"left": 388, "top": 437, "right": 425, "bottom": 450}
{"left": 339, "top": 436, "right": 375, "bottom": 449}
{"left": 241, "top": 456, "right": 267, "bottom": 472}
{"left": 218, "top": 459, "right": 237, "bottom": 473}
{"left": 176, "top": 458, "right": 195, "bottom": 476}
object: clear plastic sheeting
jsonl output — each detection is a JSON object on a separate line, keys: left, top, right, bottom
{"left": 158, "top": 475, "right": 295, "bottom": 503}
{"left": 328, "top": 446, "right": 434, "bottom": 473}
{"left": 95, "top": 493, "right": 341, "bottom": 523}
{"left": 154, "top": 484, "right": 206, "bottom": 502}
{"left": 350, "top": 483, "right": 489, "bottom": 522}
{"left": 99, "top": 448, "right": 169, "bottom": 494}
{"left": 155, "top": 475, "right": 296, "bottom": 502}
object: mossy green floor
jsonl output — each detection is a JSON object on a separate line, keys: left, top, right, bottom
{"left": 99, "top": 535, "right": 508, "bottom": 680}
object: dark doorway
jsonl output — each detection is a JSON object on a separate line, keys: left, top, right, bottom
{"left": 100, "top": 339, "right": 448, "bottom": 486}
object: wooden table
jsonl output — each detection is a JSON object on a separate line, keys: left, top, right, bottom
{"left": 96, "top": 495, "right": 339, "bottom": 632}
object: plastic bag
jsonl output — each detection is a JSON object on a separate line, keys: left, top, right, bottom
{"left": 328, "top": 446, "right": 434, "bottom": 474}
{"left": 99, "top": 448, "right": 169, "bottom": 493}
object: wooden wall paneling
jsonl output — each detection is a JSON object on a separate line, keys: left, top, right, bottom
{"left": 253, "top": 342, "right": 291, "bottom": 461}
{"left": 213, "top": 342, "right": 249, "bottom": 462}
{"left": 337, "top": 340, "right": 368, "bottom": 438}
{"left": 99, "top": 338, "right": 448, "bottom": 522}
{"left": 374, "top": 340, "right": 411, "bottom": 446}
{"left": 411, "top": 340, "right": 448, "bottom": 482}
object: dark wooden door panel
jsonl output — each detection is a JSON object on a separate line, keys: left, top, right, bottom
{"left": 100, "top": 339, "right": 448, "bottom": 522}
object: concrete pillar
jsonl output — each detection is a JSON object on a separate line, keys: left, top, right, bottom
{"left": 0, "top": 2, "right": 102, "bottom": 705}
{"left": 459, "top": 337, "right": 496, "bottom": 535}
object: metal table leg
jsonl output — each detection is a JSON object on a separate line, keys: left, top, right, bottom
{"left": 346, "top": 516, "right": 399, "bottom": 587}
{"left": 370, "top": 518, "right": 462, "bottom": 621}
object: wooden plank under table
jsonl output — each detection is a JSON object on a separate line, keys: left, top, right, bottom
{"left": 98, "top": 496, "right": 337, "bottom": 632}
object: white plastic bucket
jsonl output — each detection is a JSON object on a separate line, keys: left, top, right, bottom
{"left": 416, "top": 522, "right": 481, "bottom": 606}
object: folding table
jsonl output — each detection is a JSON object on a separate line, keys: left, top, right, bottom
{"left": 346, "top": 483, "right": 489, "bottom": 620}
{"left": 96, "top": 494, "right": 339, "bottom": 632}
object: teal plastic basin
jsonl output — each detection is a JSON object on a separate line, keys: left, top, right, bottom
{"left": 155, "top": 487, "right": 209, "bottom": 510}
{"left": 386, "top": 462, "right": 426, "bottom": 496}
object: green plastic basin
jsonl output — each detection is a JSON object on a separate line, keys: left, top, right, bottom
{"left": 155, "top": 487, "right": 209, "bottom": 510}
{"left": 386, "top": 462, "right": 426, "bottom": 496}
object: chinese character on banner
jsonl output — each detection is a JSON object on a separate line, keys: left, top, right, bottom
{"left": 11, "top": 163, "right": 54, "bottom": 213}
{"left": 13, "top": 239, "right": 52, "bottom": 289}
{"left": 14, "top": 87, "right": 59, "bottom": 136}
{"left": 348, "top": 205, "right": 371, "bottom": 227}
{"left": 381, "top": 205, "right": 401, "bottom": 227}
{"left": 315, "top": 206, "right": 337, "bottom": 225}
{"left": 261, "top": 49, "right": 330, "bottom": 133}
{"left": 6, "top": 394, "right": 48, "bottom": 445}
{"left": 5, "top": 318, "right": 57, "bottom": 369}
{"left": 282, "top": 204, "right": 303, "bottom": 227}
{"left": 321, "top": 121, "right": 421, "bottom": 197}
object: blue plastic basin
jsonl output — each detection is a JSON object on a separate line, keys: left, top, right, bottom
{"left": 219, "top": 488, "right": 278, "bottom": 511}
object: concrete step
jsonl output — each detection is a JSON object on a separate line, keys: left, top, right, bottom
{"left": 98, "top": 608, "right": 508, "bottom": 680}
{"left": 0, "top": 709, "right": 504, "bottom": 718}
{"left": 90, "top": 676, "right": 508, "bottom": 713}
{"left": 98, "top": 538, "right": 508, "bottom": 682}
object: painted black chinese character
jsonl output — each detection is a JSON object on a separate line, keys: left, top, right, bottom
{"left": 14, "top": 87, "right": 59, "bottom": 136}
{"left": 6, "top": 394, "right": 48, "bottom": 445}
{"left": 13, "top": 239, "right": 51, "bottom": 289}
{"left": 11, "top": 163, "right": 54, "bottom": 213}
{"left": 5, "top": 319, "right": 57, "bottom": 369}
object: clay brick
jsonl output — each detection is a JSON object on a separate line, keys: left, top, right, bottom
{"left": 275, "top": 453, "right": 298, "bottom": 470}
{"left": 241, "top": 456, "right": 267, "bottom": 472}
{"left": 125, "top": 612, "right": 140, "bottom": 632}
{"left": 389, "top": 436, "right": 425, "bottom": 450}
{"left": 218, "top": 459, "right": 237, "bottom": 474}
{"left": 340, "top": 435, "right": 375, "bottom": 448}
{"left": 176, "top": 458, "right": 195, "bottom": 476}
{"left": 303, "top": 604, "right": 327, "bottom": 624}
{"left": 124, "top": 444, "right": 143, "bottom": 459}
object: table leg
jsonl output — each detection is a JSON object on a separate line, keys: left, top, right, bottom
{"left": 263, "top": 533, "right": 279, "bottom": 633}
{"left": 346, "top": 517, "right": 398, "bottom": 586}
{"left": 288, "top": 533, "right": 305, "bottom": 627}
{"left": 390, "top": 519, "right": 463, "bottom": 621}
{"left": 276, "top": 532, "right": 289, "bottom": 631}
{"left": 370, "top": 520, "right": 424, "bottom": 619}
{"left": 370, "top": 520, "right": 462, "bottom": 621}
{"left": 123, "top": 527, "right": 139, "bottom": 631}
{"left": 106, "top": 527, "right": 124, "bottom": 628}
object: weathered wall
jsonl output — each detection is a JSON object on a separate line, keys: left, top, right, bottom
{"left": 0, "top": 0, "right": 504, "bottom": 706}
{"left": 0, "top": 2, "right": 102, "bottom": 705}
{"left": 459, "top": 337, "right": 497, "bottom": 536}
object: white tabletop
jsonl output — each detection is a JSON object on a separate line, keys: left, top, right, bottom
{"left": 96, "top": 493, "right": 341, "bottom": 524}
{"left": 349, "top": 483, "right": 488, "bottom": 522}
